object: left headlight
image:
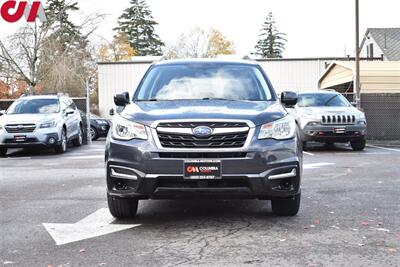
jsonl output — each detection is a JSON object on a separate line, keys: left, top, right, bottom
{"left": 258, "top": 116, "right": 296, "bottom": 140}
{"left": 96, "top": 119, "right": 108, "bottom": 125}
{"left": 40, "top": 120, "right": 57, "bottom": 128}
{"left": 112, "top": 115, "right": 147, "bottom": 141}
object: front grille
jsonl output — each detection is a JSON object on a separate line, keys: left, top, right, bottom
{"left": 321, "top": 115, "right": 356, "bottom": 125}
{"left": 156, "top": 177, "right": 249, "bottom": 188}
{"left": 158, "top": 152, "right": 247, "bottom": 158}
{"left": 158, "top": 122, "right": 248, "bottom": 128}
{"left": 5, "top": 124, "right": 36, "bottom": 133}
{"left": 158, "top": 132, "right": 248, "bottom": 148}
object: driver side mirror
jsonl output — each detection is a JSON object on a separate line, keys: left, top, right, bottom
{"left": 114, "top": 92, "right": 130, "bottom": 107}
{"left": 281, "top": 91, "right": 298, "bottom": 107}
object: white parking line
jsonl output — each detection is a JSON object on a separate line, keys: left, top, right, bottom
{"left": 63, "top": 155, "right": 104, "bottom": 160}
{"left": 367, "top": 144, "right": 400, "bottom": 153}
{"left": 303, "top": 151, "right": 314, "bottom": 156}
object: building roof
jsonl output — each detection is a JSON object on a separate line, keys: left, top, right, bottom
{"left": 361, "top": 28, "right": 400, "bottom": 60}
{"left": 319, "top": 61, "right": 400, "bottom": 93}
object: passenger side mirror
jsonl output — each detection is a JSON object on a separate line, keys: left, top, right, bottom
{"left": 65, "top": 108, "right": 75, "bottom": 116}
{"left": 109, "top": 108, "right": 115, "bottom": 116}
{"left": 0, "top": 110, "right": 5, "bottom": 116}
{"left": 114, "top": 92, "right": 130, "bottom": 107}
{"left": 281, "top": 91, "right": 298, "bottom": 107}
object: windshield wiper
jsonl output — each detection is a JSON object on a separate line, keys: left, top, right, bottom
{"left": 324, "top": 95, "right": 339, "bottom": 106}
{"left": 201, "top": 97, "right": 236, "bottom": 101}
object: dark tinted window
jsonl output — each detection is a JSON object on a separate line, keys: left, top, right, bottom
{"left": 7, "top": 99, "right": 60, "bottom": 114}
{"left": 135, "top": 64, "right": 274, "bottom": 101}
{"left": 297, "top": 93, "right": 351, "bottom": 107}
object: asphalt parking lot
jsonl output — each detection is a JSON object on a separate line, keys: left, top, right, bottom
{"left": 0, "top": 140, "right": 399, "bottom": 266}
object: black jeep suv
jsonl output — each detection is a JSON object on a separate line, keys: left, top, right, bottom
{"left": 105, "top": 59, "right": 303, "bottom": 218}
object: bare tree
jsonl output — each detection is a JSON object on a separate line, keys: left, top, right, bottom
{"left": 165, "top": 27, "right": 235, "bottom": 59}
{"left": 0, "top": 11, "right": 103, "bottom": 96}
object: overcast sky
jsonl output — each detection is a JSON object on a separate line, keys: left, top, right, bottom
{"left": 1, "top": 0, "right": 399, "bottom": 57}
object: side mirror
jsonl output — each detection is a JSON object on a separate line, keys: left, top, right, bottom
{"left": 351, "top": 102, "right": 357, "bottom": 107}
{"left": 65, "top": 108, "right": 75, "bottom": 116}
{"left": 114, "top": 92, "right": 130, "bottom": 106}
{"left": 0, "top": 110, "right": 5, "bottom": 116}
{"left": 109, "top": 108, "right": 115, "bottom": 116}
{"left": 281, "top": 91, "right": 298, "bottom": 107}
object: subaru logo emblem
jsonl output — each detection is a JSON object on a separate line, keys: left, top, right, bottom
{"left": 192, "top": 126, "right": 213, "bottom": 137}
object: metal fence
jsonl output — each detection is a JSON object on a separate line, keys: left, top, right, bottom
{"left": 360, "top": 94, "right": 400, "bottom": 140}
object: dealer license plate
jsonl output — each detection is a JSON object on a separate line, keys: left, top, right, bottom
{"left": 183, "top": 160, "right": 222, "bottom": 179}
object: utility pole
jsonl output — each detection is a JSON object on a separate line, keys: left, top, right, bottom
{"left": 355, "top": 0, "right": 361, "bottom": 109}
{"left": 85, "top": 78, "right": 92, "bottom": 145}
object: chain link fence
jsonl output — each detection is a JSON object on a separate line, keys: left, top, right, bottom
{"left": 360, "top": 94, "right": 400, "bottom": 140}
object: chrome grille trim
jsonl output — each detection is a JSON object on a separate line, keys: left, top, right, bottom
{"left": 321, "top": 115, "right": 356, "bottom": 125}
{"left": 5, "top": 123, "right": 37, "bottom": 133}
{"left": 151, "top": 119, "right": 255, "bottom": 152}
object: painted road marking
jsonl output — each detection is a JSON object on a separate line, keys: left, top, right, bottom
{"left": 43, "top": 208, "right": 141, "bottom": 246}
{"left": 304, "top": 162, "right": 335, "bottom": 169}
{"left": 62, "top": 155, "right": 104, "bottom": 160}
{"left": 367, "top": 144, "right": 400, "bottom": 153}
{"left": 303, "top": 151, "right": 314, "bottom": 156}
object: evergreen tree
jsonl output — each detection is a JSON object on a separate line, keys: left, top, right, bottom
{"left": 43, "top": 0, "right": 86, "bottom": 53}
{"left": 253, "top": 12, "right": 287, "bottom": 58}
{"left": 114, "top": 0, "right": 164, "bottom": 56}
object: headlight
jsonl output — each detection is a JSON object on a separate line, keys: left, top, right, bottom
{"left": 358, "top": 113, "right": 366, "bottom": 120}
{"left": 112, "top": 115, "right": 147, "bottom": 140}
{"left": 258, "top": 116, "right": 296, "bottom": 140}
{"left": 96, "top": 119, "right": 107, "bottom": 125}
{"left": 40, "top": 120, "right": 57, "bottom": 128}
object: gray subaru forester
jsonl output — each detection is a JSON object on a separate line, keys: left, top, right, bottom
{"left": 105, "top": 59, "right": 303, "bottom": 218}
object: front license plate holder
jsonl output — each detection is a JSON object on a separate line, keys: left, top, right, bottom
{"left": 14, "top": 135, "right": 27, "bottom": 142}
{"left": 333, "top": 127, "right": 346, "bottom": 134}
{"left": 183, "top": 160, "right": 222, "bottom": 179}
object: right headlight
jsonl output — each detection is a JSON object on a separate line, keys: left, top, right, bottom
{"left": 112, "top": 115, "right": 147, "bottom": 141}
{"left": 258, "top": 116, "right": 296, "bottom": 140}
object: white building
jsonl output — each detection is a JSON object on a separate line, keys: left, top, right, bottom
{"left": 360, "top": 28, "right": 400, "bottom": 61}
{"left": 98, "top": 57, "right": 374, "bottom": 117}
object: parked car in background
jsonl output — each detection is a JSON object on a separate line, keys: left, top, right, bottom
{"left": 0, "top": 94, "right": 83, "bottom": 156}
{"left": 290, "top": 91, "right": 367, "bottom": 150}
{"left": 106, "top": 59, "right": 303, "bottom": 219}
{"left": 79, "top": 110, "right": 111, "bottom": 140}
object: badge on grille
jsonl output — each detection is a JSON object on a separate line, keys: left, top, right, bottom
{"left": 192, "top": 126, "right": 213, "bottom": 137}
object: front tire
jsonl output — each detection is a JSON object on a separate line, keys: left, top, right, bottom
{"left": 72, "top": 125, "right": 83, "bottom": 147}
{"left": 350, "top": 139, "right": 366, "bottom": 151}
{"left": 90, "top": 126, "right": 98, "bottom": 141}
{"left": 107, "top": 193, "right": 138, "bottom": 219}
{"left": 271, "top": 192, "right": 301, "bottom": 216}
{"left": 0, "top": 147, "right": 7, "bottom": 157}
{"left": 55, "top": 128, "right": 68, "bottom": 154}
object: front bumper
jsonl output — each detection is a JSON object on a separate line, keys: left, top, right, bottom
{"left": 105, "top": 132, "right": 302, "bottom": 200}
{"left": 301, "top": 124, "right": 367, "bottom": 142}
{"left": 0, "top": 128, "right": 61, "bottom": 148}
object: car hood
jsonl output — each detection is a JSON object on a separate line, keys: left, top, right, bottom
{"left": 0, "top": 113, "right": 59, "bottom": 125}
{"left": 297, "top": 106, "right": 363, "bottom": 115}
{"left": 120, "top": 100, "right": 287, "bottom": 127}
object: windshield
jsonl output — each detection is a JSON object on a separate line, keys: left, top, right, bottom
{"left": 7, "top": 99, "right": 60, "bottom": 114}
{"left": 134, "top": 63, "right": 274, "bottom": 101}
{"left": 297, "top": 93, "right": 351, "bottom": 107}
